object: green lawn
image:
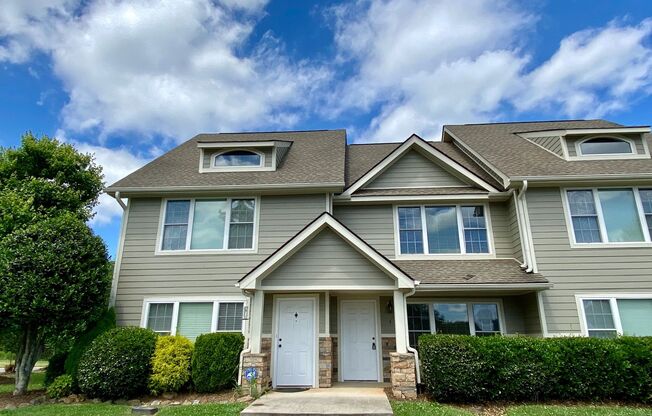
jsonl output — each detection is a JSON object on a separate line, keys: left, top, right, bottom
{"left": 391, "top": 401, "right": 473, "bottom": 415}
{"left": 0, "top": 372, "right": 46, "bottom": 394}
{"left": 506, "top": 404, "right": 652, "bottom": 415}
{"left": 0, "top": 403, "right": 248, "bottom": 415}
{"left": 0, "top": 361, "right": 48, "bottom": 368}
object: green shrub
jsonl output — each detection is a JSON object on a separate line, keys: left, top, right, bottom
{"left": 46, "top": 374, "right": 73, "bottom": 399}
{"left": 191, "top": 333, "right": 244, "bottom": 393}
{"left": 420, "top": 335, "right": 652, "bottom": 403}
{"left": 65, "top": 307, "right": 116, "bottom": 390}
{"left": 77, "top": 327, "right": 157, "bottom": 400}
{"left": 149, "top": 335, "right": 194, "bottom": 395}
{"left": 44, "top": 351, "right": 68, "bottom": 387}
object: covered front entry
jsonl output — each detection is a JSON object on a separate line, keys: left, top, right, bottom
{"left": 340, "top": 300, "right": 381, "bottom": 381}
{"left": 273, "top": 297, "right": 317, "bottom": 387}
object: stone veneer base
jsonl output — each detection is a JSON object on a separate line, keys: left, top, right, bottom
{"left": 389, "top": 352, "right": 417, "bottom": 399}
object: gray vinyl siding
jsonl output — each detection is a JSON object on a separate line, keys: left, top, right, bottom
{"left": 261, "top": 229, "right": 395, "bottom": 288}
{"left": 365, "top": 150, "right": 468, "bottom": 189}
{"left": 333, "top": 205, "right": 395, "bottom": 257}
{"left": 333, "top": 202, "right": 519, "bottom": 259}
{"left": 202, "top": 147, "right": 274, "bottom": 169}
{"left": 379, "top": 296, "right": 395, "bottom": 334}
{"left": 527, "top": 136, "right": 563, "bottom": 157}
{"left": 566, "top": 136, "right": 646, "bottom": 157}
{"left": 526, "top": 187, "right": 652, "bottom": 334}
{"left": 115, "top": 194, "right": 326, "bottom": 326}
{"left": 262, "top": 293, "right": 327, "bottom": 334}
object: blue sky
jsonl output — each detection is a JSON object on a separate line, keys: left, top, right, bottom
{"left": 1, "top": 0, "right": 652, "bottom": 257}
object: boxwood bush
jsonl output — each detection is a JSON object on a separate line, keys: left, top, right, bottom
{"left": 419, "top": 335, "right": 652, "bottom": 403}
{"left": 191, "top": 333, "right": 244, "bottom": 393}
{"left": 77, "top": 327, "right": 157, "bottom": 399}
{"left": 46, "top": 374, "right": 73, "bottom": 399}
{"left": 149, "top": 335, "right": 194, "bottom": 395}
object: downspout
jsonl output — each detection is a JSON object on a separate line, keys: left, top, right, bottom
{"left": 516, "top": 180, "right": 535, "bottom": 273}
{"left": 238, "top": 290, "right": 254, "bottom": 386}
{"left": 513, "top": 190, "right": 530, "bottom": 269}
{"left": 403, "top": 287, "right": 421, "bottom": 384}
{"left": 109, "top": 192, "right": 128, "bottom": 307}
{"left": 114, "top": 191, "right": 127, "bottom": 210}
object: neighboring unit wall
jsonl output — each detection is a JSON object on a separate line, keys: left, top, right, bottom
{"left": 526, "top": 187, "right": 652, "bottom": 334}
{"left": 114, "top": 194, "right": 326, "bottom": 326}
{"left": 365, "top": 150, "right": 468, "bottom": 189}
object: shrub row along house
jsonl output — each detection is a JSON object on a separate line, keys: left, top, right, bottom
{"left": 106, "top": 120, "right": 652, "bottom": 399}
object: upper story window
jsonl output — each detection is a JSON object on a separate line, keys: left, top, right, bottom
{"left": 396, "top": 205, "right": 490, "bottom": 255}
{"left": 160, "top": 198, "right": 256, "bottom": 252}
{"left": 214, "top": 150, "right": 263, "bottom": 167}
{"left": 578, "top": 137, "right": 633, "bottom": 156}
{"left": 565, "top": 188, "right": 652, "bottom": 245}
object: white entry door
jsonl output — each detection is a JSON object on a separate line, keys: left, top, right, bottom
{"left": 274, "top": 298, "right": 315, "bottom": 387}
{"left": 341, "top": 300, "right": 380, "bottom": 381}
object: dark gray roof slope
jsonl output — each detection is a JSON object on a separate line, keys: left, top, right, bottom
{"left": 107, "top": 130, "right": 346, "bottom": 192}
{"left": 446, "top": 120, "right": 652, "bottom": 179}
{"left": 345, "top": 141, "right": 503, "bottom": 189}
{"left": 394, "top": 259, "right": 548, "bottom": 285}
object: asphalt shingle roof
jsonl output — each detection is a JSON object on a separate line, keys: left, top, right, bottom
{"left": 107, "top": 130, "right": 346, "bottom": 192}
{"left": 393, "top": 259, "right": 548, "bottom": 285}
{"left": 445, "top": 120, "right": 652, "bottom": 179}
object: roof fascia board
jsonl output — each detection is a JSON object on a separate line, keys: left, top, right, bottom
{"left": 442, "top": 128, "right": 511, "bottom": 189}
{"left": 105, "top": 182, "right": 345, "bottom": 197}
{"left": 517, "top": 127, "right": 650, "bottom": 138}
{"left": 511, "top": 174, "right": 652, "bottom": 184}
{"left": 237, "top": 213, "right": 415, "bottom": 290}
{"left": 416, "top": 282, "right": 552, "bottom": 291}
{"left": 342, "top": 134, "right": 499, "bottom": 197}
{"left": 334, "top": 194, "right": 506, "bottom": 204}
{"left": 197, "top": 141, "right": 279, "bottom": 148}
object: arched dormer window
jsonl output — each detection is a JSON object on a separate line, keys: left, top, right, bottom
{"left": 213, "top": 150, "right": 263, "bottom": 167}
{"left": 578, "top": 137, "right": 633, "bottom": 156}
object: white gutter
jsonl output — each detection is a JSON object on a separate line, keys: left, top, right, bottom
{"left": 237, "top": 290, "right": 254, "bottom": 386}
{"left": 512, "top": 190, "right": 530, "bottom": 270}
{"left": 403, "top": 287, "right": 421, "bottom": 384}
{"left": 516, "top": 180, "right": 538, "bottom": 273}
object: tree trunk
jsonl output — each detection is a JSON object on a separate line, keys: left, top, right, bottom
{"left": 13, "top": 325, "right": 44, "bottom": 396}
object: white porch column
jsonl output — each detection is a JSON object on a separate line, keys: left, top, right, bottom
{"left": 249, "top": 290, "right": 265, "bottom": 353}
{"left": 393, "top": 290, "right": 408, "bottom": 353}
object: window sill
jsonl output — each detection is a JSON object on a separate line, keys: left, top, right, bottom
{"left": 155, "top": 248, "right": 257, "bottom": 256}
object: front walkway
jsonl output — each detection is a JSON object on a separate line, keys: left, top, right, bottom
{"left": 241, "top": 383, "right": 393, "bottom": 416}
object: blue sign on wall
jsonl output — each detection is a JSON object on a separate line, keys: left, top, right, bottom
{"left": 245, "top": 367, "right": 258, "bottom": 381}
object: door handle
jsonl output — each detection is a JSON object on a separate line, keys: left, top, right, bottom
{"left": 372, "top": 342, "right": 376, "bottom": 350}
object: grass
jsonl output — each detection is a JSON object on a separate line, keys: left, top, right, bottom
{"left": 0, "top": 360, "right": 48, "bottom": 368}
{"left": 0, "top": 403, "right": 248, "bottom": 415}
{"left": 391, "top": 401, "right": 474, "bottom": 415}
{"left": 0, "top": 372, "right": 46, "bottom": 394}
{"left": 506, "top": 404, "right": 652, "bottom": 415}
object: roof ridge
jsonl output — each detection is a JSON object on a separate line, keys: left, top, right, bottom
{"left": 200, "top": 128, "right": 346, "bottom": 135}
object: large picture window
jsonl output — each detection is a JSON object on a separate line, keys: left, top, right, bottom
{"left": 579, "top": 295, "right": 652, "bottom": 338}
{"left": 160, "top": 198, "right": 257, "bottom": 252}
{"left": 397, "top": 205, "right": 490, "bottom": 255}
{"left": 144, "top": 299, "right": 246, "bottom": 341}
{"left": 565, "top": 188, "right": 651, "bottom": 245}
{"left": 406, "top": 301, "right": 503, "bottom": 347}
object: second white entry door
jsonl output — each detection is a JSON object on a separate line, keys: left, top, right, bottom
{"left": 341, "top": 300, "right": 380, "bottom": 381}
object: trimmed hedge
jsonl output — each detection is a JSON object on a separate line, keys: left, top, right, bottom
{"left": 191, "top": 333, "right": 244, "bottom": 393}
{"left": 65, "top": 307, "right": 116, "bottom": 390}
{"left": 149, "top": 335, "right": 194, "bottom": 395}
{"left": 420, "top": 335, "right": 652, "bottom": 403}
{"left": 77, "top": 327, "right": 157, "bottom": 400}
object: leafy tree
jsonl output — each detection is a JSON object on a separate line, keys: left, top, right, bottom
{"left": 0, "top": 134, "right": 110, "bottom": 395}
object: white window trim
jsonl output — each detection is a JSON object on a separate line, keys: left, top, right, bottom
{"left": 569, "top": 135, "right": 648, "bottom": 161}
{"left": 155, "top": 196, "right": 260, "bottom": 255}
{"left": 561, "top": 187, "right": 652, "bottom": 248}
{"left": 406, "top": 298, "right": 505, "bottom": 337}
{"left": 393, "top": 203, "right": 496, "bottom": 259}
{"left": 199, "top": 148, "right": 276, "bottom": 173}
{"left": 141, "top": 296, "right": 248, "bottom": 335}
{"left": 575, "top": 293, "right": 652, "bottom": 337}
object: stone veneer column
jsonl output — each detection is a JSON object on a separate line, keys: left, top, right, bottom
{"left": 241, "top": 352, "right": 271, "bottom": 389}
{"left": 319, "top": 337, "right": 333, "bottom": 387}
{"left": 390, "top": 352, "right": 417, "bottom": 399}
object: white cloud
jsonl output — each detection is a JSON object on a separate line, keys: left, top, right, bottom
{"left": 1, "top": 0, "right": 329, "bottom": 141}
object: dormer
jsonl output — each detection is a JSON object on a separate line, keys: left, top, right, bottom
{"left": 517, "top": 126, "right": 651, "bottom": 161}
{"left": 197, "top": 140, "right": 292, "bottom": 173}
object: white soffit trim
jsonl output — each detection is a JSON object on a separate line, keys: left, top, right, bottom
{"left": 341, "top": 134, "right": 500, "bottom": 197}
{"left": 238, "top": 213, "right": 415, "bottom": 290}
{"left": 196, "top": 141, "right": 279, "bottom": 148}
{"left": 517, "top": 127, "right": 650, "bottom": 138}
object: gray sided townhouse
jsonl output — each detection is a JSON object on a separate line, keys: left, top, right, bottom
{"left": 107, "top": 120, "right": 652, "bottom": 398}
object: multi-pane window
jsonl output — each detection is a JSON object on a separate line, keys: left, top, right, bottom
{"left": 580, "top": 297, "right": 652, "bottom": 338}
{"left": 566, "top": 188, "right": 652, "bottom": 244}
{"left": 160, "top": 198, "right": 256, "bottom": 251}
{"left": 407, "top": 304, "right": 431, "bottom": 348}
{"left": 397, "top": 205, "right": 490, "bottom": 255}
{"left": 145, "top": 300, "right": 245, "bottom": 341}
{"left": 407, "top": 302, "right": 502, "bottom": 337}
